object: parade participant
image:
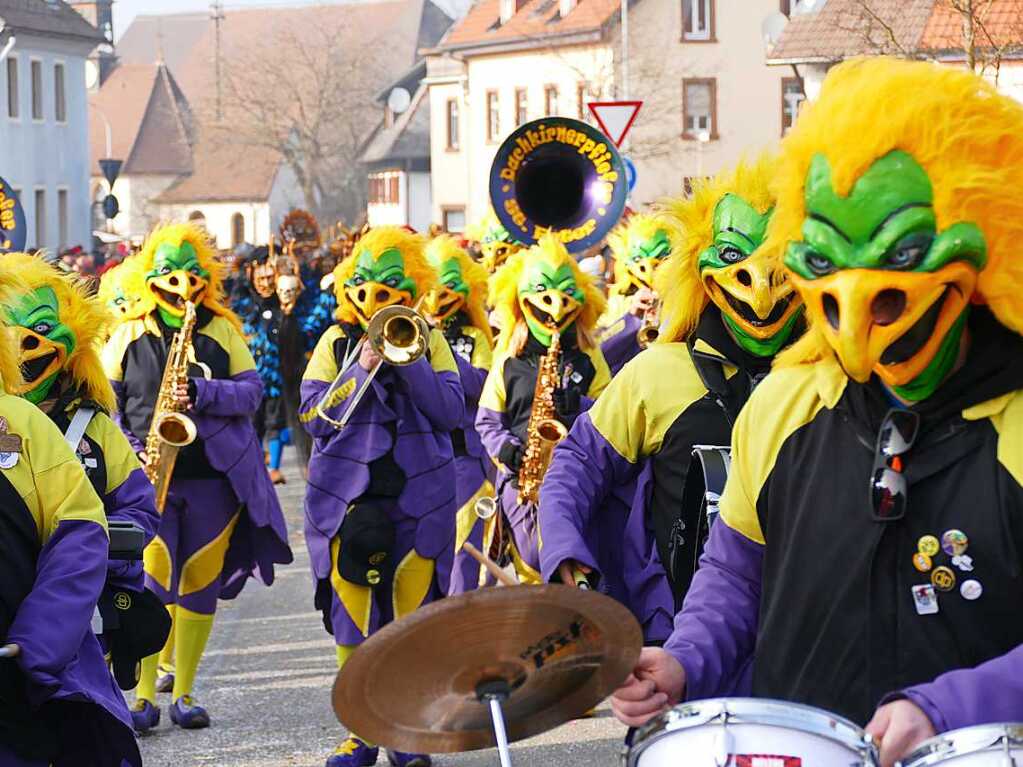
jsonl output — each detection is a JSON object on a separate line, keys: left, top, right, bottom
{"left": 476, "top": 234, "right": 610, "bottom": 582}
{"left": 232, "top": 245, "right": 330, "bottom": 482}
{"left": 538, "top": 156, "right": 802, "bottom": 642}
{"left": 98, "top": 255, "right": 150, "bottom": 329}
{"left": 103, "top": 222, "right": 292, "bottom": 731}
{"left": 472, "top": 210, "right": 522, "bottom": 274}
{"left": 609, "top": 58, "right": 1023, "bottom": 767}
{"left": 0, "top": 267, "right": 141, "bottom": 767}
{"left": 300, "top": 225, "right": 464, "bottom": 767}
{"left": 599, "top": 212, "right": 683, "bottom": 374}
{"left": 422, "top": 235, "right": 496, "bottom": 594}
{"left": 281, "top": 208, "right": 323, "bottom": 260}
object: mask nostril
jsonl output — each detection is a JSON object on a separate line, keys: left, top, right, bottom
{"left": 541, "top": 295, "right": 553, "bottom": 306}
{"left": 737, "top": 269, "right": 752, "bottom": 287}
{"left": 375, "top": 289, "right": 389, "bottom": 303}
{"left": 822, "top": 293, "right": 840, "bottom": 330}
{"left": 871, "top": 289, "right": 907, "bottom": 326}
{"left": 22, "top": 335, "right": 39, "bottom": 351}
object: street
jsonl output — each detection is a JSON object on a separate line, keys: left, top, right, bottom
{"left": 137, "top": 455, "right": 630, "bottom": 767}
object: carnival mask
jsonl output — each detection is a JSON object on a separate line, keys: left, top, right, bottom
{"left": 276, "top": 274, "right": 302, "bottom": 315}
{"left": 7, "top": 286, "right": 75, "bottom": 404}
{"left": 252, "top": 261, "right": 277, "bottom": 298}
{"left": 481, "top": 223, "right": 521, "bottom": 274}
{"left": 424, "top": 256, "right": 469, "bottom": 324}
{"left": 518, "top": 260, "right": 583, "bottom": 346}
{"left": 700, "top": 194, "right": 803, "bottom": 357}
{"left": 107, "top": 289, "right": 143, "bottom": 321}
{"left": 344, "top": 247, "right": 416, "bottom": 327}
{"left": 785, "top": 152, "right": 986, "bottom": 401}
{"left": 147, "top": 242, "right": 210, "bottom": 327}
{"left": 624, "top": 229, "right": 671, "bottom": 291}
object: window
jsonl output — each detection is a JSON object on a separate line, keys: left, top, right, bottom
{"left": 446, "top": 99, "right": 459, "bottom": 150}
{"left": 486, "top": 90, "right": 500, "bottom": 143}
{"left": 515, "top": 88, "right": 528, "bottom": 126}
{"left": 577, "top": 83, "right": 588, "bottom": 120}
{"left": 682, "top": 0, "right": 714, "bottom": 41}
{"left": 57, "top": 189, "right": 68, "bottom": 248}
{"left": 31, "top": 60, "right": 42, "bottom": 120}
{"left": 368, "top": 171, "right": 402, "bottom": 205}
{"left": 231, "top": 213, "right": 245, "bottom": 246}
{"left": 6, "top": 58, "right": 17, "bottom": 118}
{"left": 544, "top": 85, "right": 559, "bottom": 117}
{"left": 34, "top": 189, "right": 45, "bottom": 248}
{"left": 442, "top": 207, "right": 466, "bottom": 233}
{"left": 54, "top": 63, "right": 66, "bottom": 123}
{"left": 682, "top": 78, "right": 717, "bottom": 139}
{"left": 781, "top": 77, "right": 805, "bottom": 135}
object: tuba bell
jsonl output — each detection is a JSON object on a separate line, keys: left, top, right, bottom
{"left": 489, "top": 117, "right": 628, "bottom": 254}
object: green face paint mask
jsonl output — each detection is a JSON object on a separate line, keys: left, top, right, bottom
{"left": 7, "top": 286, "right": 77, "bottom": 404}
{"left": 517, "top": 261, "right": 584, "bottom": 346}
{"left": 343, "top": 248, "right": 417, "bottom": 327}
{"left": 147, "top": 242, "right": 210, "bottom": 328}
{"left": 698, "top": 194, "right": 803, "bottom": 357}
{"left": 784, "top": 151, "right": 986, "bottom": 401}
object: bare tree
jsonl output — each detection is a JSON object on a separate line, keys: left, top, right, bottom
{"left": 210, "top": 17, "right": 393, "bottom": 223}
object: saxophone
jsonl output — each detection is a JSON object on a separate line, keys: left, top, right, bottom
{"left": 516, "top": 330, "right": 569, "bottom": 505}
{"left": 144, "top": 301, "right": 199, "bottom": 513}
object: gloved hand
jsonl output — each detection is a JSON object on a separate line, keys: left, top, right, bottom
{"left": 553, "top": 387, "right": 581, "bottom": 418}
{"left": 498, "top": 441, "right": 524, "bottom": 472}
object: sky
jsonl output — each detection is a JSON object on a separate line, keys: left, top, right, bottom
{"left": 112, "top": 0, "right": 468, "bottom": 40}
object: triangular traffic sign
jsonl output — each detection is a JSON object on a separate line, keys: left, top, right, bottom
{"left": 588, "top": 101, "right": 642, "bottom": 147}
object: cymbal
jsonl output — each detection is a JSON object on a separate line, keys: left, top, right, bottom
{"left": 332, "top": 584, "right": 642, "bottom": 754}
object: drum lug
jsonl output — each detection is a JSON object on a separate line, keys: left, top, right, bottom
{"left": 712, "top": 727, "right": 734, "bottom": 767}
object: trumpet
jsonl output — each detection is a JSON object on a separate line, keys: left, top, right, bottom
{"left": 315, "top": 301, "right": 430, "bottom": 430}
{"left": 637, "top": 298, "right": 661, "bottom": 349}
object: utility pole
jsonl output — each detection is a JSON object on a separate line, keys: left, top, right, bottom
{"left": 621, "top": 0, "right": 629, "bottom": 101}
{"left": 211, "top": 0, "right": 225, "bottom": 121}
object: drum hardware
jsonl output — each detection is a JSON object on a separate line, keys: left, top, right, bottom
{"left": 332, "top": 584, "right": 641, "bottom": 759}
{"left": 898, "top": 722, "right": 1023, "bottom": 767}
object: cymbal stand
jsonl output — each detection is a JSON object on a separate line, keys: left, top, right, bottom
{"left": 476, "top": 680, "right": 514, "bottom": 767}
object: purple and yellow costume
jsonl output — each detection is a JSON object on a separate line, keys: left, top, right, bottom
{"left": 102, "top": 223, "right": 292, "bottom": 727}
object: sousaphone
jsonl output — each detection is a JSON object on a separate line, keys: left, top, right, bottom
{"left": 489, "top": 117, "right": 628, "bottom": 253}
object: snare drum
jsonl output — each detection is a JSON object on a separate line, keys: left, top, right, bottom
{"left": 627, "top": 698, "right": 879, "bottom": 767}
{"left": 899, "top": 723, "right": 1023, "bottom": 766}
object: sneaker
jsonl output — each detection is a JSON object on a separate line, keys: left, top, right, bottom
{"left": 386, "top": 752, "right": 431, "bottom": 767}
{"left": 169, "top": 695, "right": 211, "bottom": 729}
{"left": 130, "top": 699, "right": 160, "bottom": 733}
{"left": 156, "top": 665, "right": 175, "bottom": 693}
{"left": 326, "top": 737, "right": 379, "bottom": 767}
{"left": 269, "top": 468, "right": 286, "bottom": 485}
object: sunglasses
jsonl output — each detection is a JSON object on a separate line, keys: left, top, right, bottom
{"left": 870, "top": 409, "right": 920, "bottom": 522}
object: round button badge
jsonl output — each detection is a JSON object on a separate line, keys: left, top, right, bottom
{"left": 960, "top": 579, "right": 983, "bottom": 601}
{"left": 931, "top": 566, "right": 957, "bottom": 592}
{"left": 941, "top": 529, "right": 969, "bottom": 557}
{"left": 917, "top": 535, "right": 940, "bottom": 557}
{"left": 912, "top": 553, "right": 932, "bottom": 572}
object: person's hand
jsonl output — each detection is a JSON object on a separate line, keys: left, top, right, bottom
{"left": 557, "top": 559, "right": 592, "bottom": 588}
{"left": 610, "top": 647, "right": 686, "bottom": 727}
{"left": 359, "top": 342, "right": 382, "bottom": 372}
{"left": 498, "top": 441, "right": 524, "bottom": 472}
{"left": 174, "top": 381, "right": 192, "bottom": 408}
{"left": 629, "top": 287, "right": 657, "bottom": 319}
{"left": 866, "top": 699, "right": 937, "bottom": 767}
{"left": 553, "top": 387, "right": 580, "bottom": 418}
{"left": 136, "top": 451, "right": 149, "bottom": 467}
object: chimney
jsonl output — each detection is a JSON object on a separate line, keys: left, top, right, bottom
{"left": 559, "top": 0, "right": 577, "bottom": 17}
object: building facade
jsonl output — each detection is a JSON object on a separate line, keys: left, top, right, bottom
{"left": 0, "top": 1, "right": 102, "bottom": 252}
{"left": 425, "top": 0, "right": 798, "bottom": 229}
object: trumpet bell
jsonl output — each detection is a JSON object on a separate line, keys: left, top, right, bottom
{"left": 474, "top": 496, "right": 498, "bottom": 520}
{"left": 367, "top": 305, "right": 429, "bottom": 366}
{"left": 637, "top": 325, "right": 660, "bottom": 348}
{"left": 156, "top": 412, "right": 197, "bottom": 448}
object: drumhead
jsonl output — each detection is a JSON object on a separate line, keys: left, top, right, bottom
{"left": 899, "top": 723, "right": 1023, "bottom": 766}
{"left": 629, "top": 698, "right": 875, "bottom": 765}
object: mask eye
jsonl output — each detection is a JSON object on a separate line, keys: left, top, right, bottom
{"left": 384, "top": 277, "right": 401, "bottom": 288}
{"left": 445, "top": 281, "right": 458, "bottom": 290}
{"left": 885, "top": 232, "right": 933, "bottom": 271}
{"left": 805, "top": 251, "right": 837, "bottom": 276}
{"left": 32, "top": 321, "right": 53, "bottom": 335}
{"left": 719, "top": 246, "right": 747, "bottom": 265}
{"left": 534, "top": 283, "right": 547, "bottom": 293}
{"left": 349, "top": 275, "right": 365, "bottom": 287}
{"left": 159, "top": 266, "right": 171, "bottom": 275}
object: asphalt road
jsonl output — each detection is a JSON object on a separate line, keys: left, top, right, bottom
{"left": 136, "top": 454, "right": 630, "bottom": 767}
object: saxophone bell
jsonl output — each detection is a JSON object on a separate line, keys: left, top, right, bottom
{"left": 156, "top": 412, "right": 197, "bottom": 447}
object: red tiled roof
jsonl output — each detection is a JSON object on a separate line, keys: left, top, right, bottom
{"left": 768, "top": 0, "right": 934, "bottom": 62}
{"left": 88, "top": 64, "right": 157, "bottom": 166}
{"left": 436, "top": 0, "right": 620, "bottom": 52}
{"left": 920, "top": 0, "right": 1023, "bottom": 53}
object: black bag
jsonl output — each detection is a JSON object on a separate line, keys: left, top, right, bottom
{"left": 98, "top": 587, "right": 172, "bottom": 690}
{"left": 337, "top": 501, "right": 396, "bottom": 588}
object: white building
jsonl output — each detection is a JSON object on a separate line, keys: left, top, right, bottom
{"left": 0, "top": 0, "right": 102, "bottom": 252}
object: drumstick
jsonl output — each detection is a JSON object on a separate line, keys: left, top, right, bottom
{"left": 462, "top": 542, "right": 518, "bottom": 587}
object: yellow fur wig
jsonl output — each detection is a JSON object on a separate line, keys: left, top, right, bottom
{"left": 138, "top": 222, "right": 242, "bottom": 333}
{"left": 490, "top": 233, "right": 607, "bottom": 354}
{"left": 2, "top": 253, "right": 115, "bottom": 412}
{"left": 425, "top": 234, "right": 493, "bottom": 346}
{"left": 607, "top": 212, "right": 685, "bottom": 294}
{"left": 770, "top": 57, "right": 1023, "bottom": 367}
{"left": 331, "top": 226, "right": 437, "bottom": 326}
{"left": 98, "top": 256, "right": 152, "bottom": 325}
{"left": 655, "top": 154, "right": 776, "bottom": 344}
{"left": 0, "top": 265, "right": 25, "bottom": 393}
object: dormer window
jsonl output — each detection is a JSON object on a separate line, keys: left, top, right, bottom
{"left": 499, "top": 0, "right": 526, "bottom": 24}
{"left": 559, "top": 0, "right": 577, "bottom": 16}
